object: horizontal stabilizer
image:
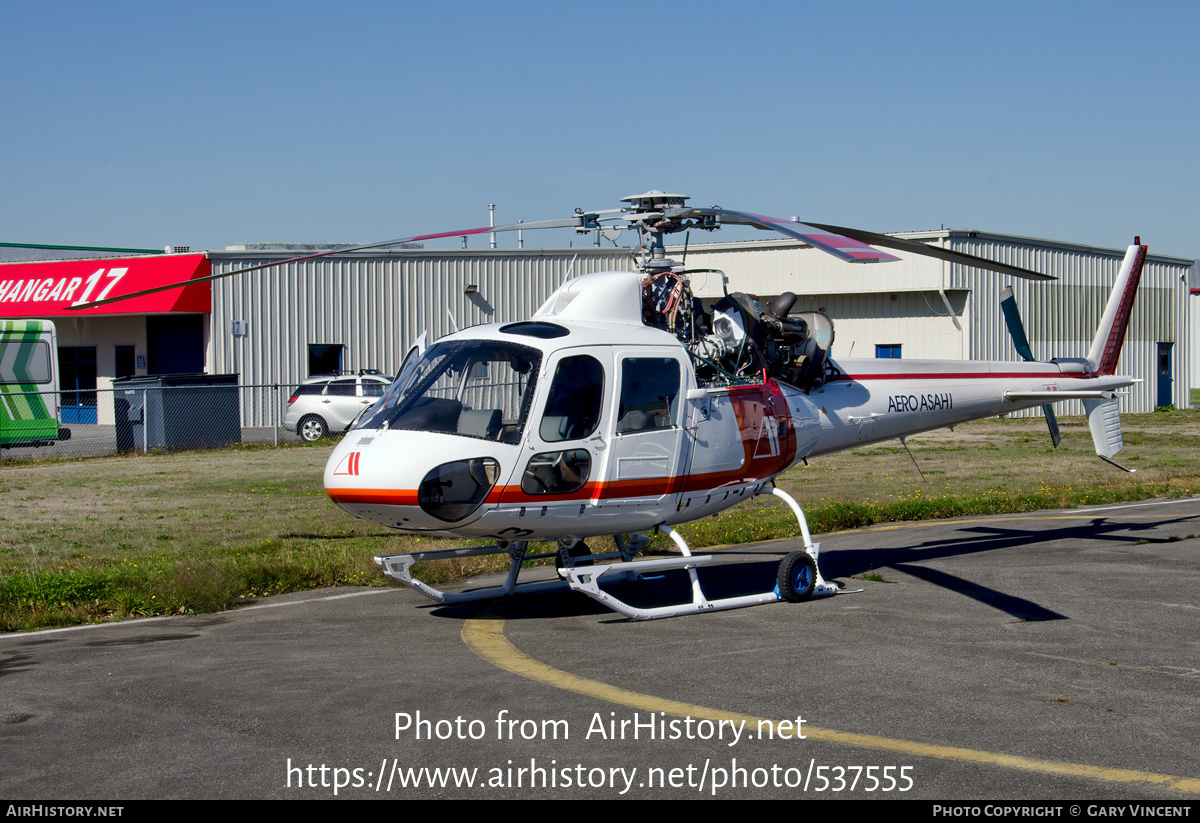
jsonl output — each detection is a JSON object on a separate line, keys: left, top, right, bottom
{"left": 1005, "top": 391, "right": 1117, "bottom": 401}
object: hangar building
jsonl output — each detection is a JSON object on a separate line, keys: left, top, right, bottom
{"left": 0, "top": 230, "right": 1191, "bottom": 429}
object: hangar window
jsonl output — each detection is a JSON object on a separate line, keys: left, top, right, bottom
{"left": 309, "top": 344, "right": 344, "bottom": 376}
{"left": 875, "top": 344, "right": 902, "bottom": 359}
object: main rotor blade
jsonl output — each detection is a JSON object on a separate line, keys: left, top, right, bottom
{"left": 803, "top": 222, "right": 1055, "bottom": 281}
{"left": 674, "top": 208, "right": 1052, "bottom": 279}
{"left": 68, "top": 217, "right": 583, "bottom": 310}
{"left": 674, "top": 208, "right": 902, "bottom": 264}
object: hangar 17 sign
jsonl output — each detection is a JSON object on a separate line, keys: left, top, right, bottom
{"left": 0, "top": 254, "right": 211, "bottom": 316}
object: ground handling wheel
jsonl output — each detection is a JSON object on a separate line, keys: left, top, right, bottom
{"left": 776, "top": 551, "right": 817, "bottom": 602}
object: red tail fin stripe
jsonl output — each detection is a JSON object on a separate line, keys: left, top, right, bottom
{"left": 1097, "top": 245, "right": 1147, "bottom": 375}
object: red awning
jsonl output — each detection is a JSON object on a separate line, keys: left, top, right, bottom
{"left": 0, "top": 253, "right": 210, "bottom": 316}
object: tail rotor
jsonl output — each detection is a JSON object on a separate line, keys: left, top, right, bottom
{"left": 999, "top": 286, "right": 1061, "bottom": 447}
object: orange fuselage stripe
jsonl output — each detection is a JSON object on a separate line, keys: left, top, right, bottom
{"left": 327, "top": 461, "right": 789, "bottom": 508}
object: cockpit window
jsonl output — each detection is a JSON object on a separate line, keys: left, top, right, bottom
{"left": 539, "top": 355, "right": 604, "bottom": 442}
{"left": 356, "top": 340, "right": 542, "bottom": 443}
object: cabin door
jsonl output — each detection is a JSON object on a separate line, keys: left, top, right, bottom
{"left": 595, "top": 348, "right": 688, "bottom": 508}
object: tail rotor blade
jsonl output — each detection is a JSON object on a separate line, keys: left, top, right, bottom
{"left": 1000, "top": 286, "right": 1060, "bottom": 448}
{"left": 999, "top": 286, "right": 1035, "bottom": 362}
{"left": 1043, "top": 404, "right": 1062, "bottom": 448}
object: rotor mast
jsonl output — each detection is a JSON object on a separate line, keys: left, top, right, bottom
{"left": 619, "top": 190, "right": 709, "bottom": 272}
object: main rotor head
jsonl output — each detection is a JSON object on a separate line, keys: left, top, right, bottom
{"left": 619, "top": 190, "right": 691, "bottom": 212}
{"left": 614, "top": 190, "right": 719, "bottom": 267}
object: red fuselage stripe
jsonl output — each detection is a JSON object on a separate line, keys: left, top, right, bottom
{"left": 328, "top": 464, "right": 788, "bottom": 509}
{"left": 833, "top": 371, "right": 1062, "bottom": 381}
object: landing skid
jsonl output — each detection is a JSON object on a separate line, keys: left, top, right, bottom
{"left": 558, "top": 526, "right": 776, "bottom": 619}
{"left": 374, "top": 486, "right": 839, "bottom": 619}
{"left": 374, "top": 534, "right": 648, "bottom": 605}
{"left": 560, "top": 486, "right": 840, "bottom": 619}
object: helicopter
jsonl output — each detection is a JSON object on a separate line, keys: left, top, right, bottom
{"left": 73, "top": 190, "right": 1149, "bottom": 620}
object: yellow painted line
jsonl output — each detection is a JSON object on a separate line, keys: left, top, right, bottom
{"left": 463, "top": 618, "right": 1200, "bottom": 794}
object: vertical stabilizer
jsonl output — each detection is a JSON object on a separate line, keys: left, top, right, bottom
{"left": 1086, "top": 242, "right": 1148, "bottom": 375}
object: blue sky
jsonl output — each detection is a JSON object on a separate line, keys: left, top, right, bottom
{"left": 2, "top": 1, "right": 1196, "bottom": 258}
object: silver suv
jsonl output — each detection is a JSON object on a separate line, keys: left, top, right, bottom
{"left": 284, "top": 374, "right": 391, "bottom": 441}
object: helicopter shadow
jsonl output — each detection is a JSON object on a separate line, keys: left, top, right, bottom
{"left": 426, "top": 551, "right": 789, "bottom": 623}
{"left": 427, "top": 511, "right": 1200, "bottom": 624}
{"left": 821, "top": 512, "right": 1200, "bottom": 622}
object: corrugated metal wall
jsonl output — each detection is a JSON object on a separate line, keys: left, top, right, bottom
{"left": 817, "top": 290, "right": 969, "bottom": 360}
{"left": 947, "top": 234, "right": 1191, "bottom": 414}
{"left": 210, "top": 248, "right": 631, "bottom": 425}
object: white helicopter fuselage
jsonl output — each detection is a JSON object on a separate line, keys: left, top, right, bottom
{"left": 323, "top": 269, "right": 1133, "bottom": 542}
{"left": 69, "top": 189, "right": 1144, "bottom": 619}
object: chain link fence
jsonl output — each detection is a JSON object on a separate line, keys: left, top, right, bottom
{"left": 0, "top": 383, "right": 338, "bottom": 461}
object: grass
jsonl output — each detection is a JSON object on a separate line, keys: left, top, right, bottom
{"left": 2, "top": 409, "right": 1198, "bottom": 631}
{"left": 0, "top": 449, "right": 400, "bottom": 631}
{"left": 854, "top": 571, "right": 887, "bottom": 583}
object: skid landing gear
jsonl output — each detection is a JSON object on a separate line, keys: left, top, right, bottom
{"left": 558, "top": 524, "right": 777, "bottom": 620}
{"left": 376, "top": 486, "right": 839, "bottom": 619}
{"left": 558, "top": 485, "right": 840, "bottom": 619}
{"left": 374, "top": 534, "right": 649, "bottom": 605}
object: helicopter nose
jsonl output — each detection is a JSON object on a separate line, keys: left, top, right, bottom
{"left": 323, "top": 433, "right": 506, "bottom": 529}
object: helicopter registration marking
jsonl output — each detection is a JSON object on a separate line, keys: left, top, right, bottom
{"left": 887, "top": 393, "right": 953, "bottom": 413}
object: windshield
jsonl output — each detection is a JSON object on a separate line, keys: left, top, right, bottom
{"left": 356, "top": 340, "right": 542, "bottom": 444}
